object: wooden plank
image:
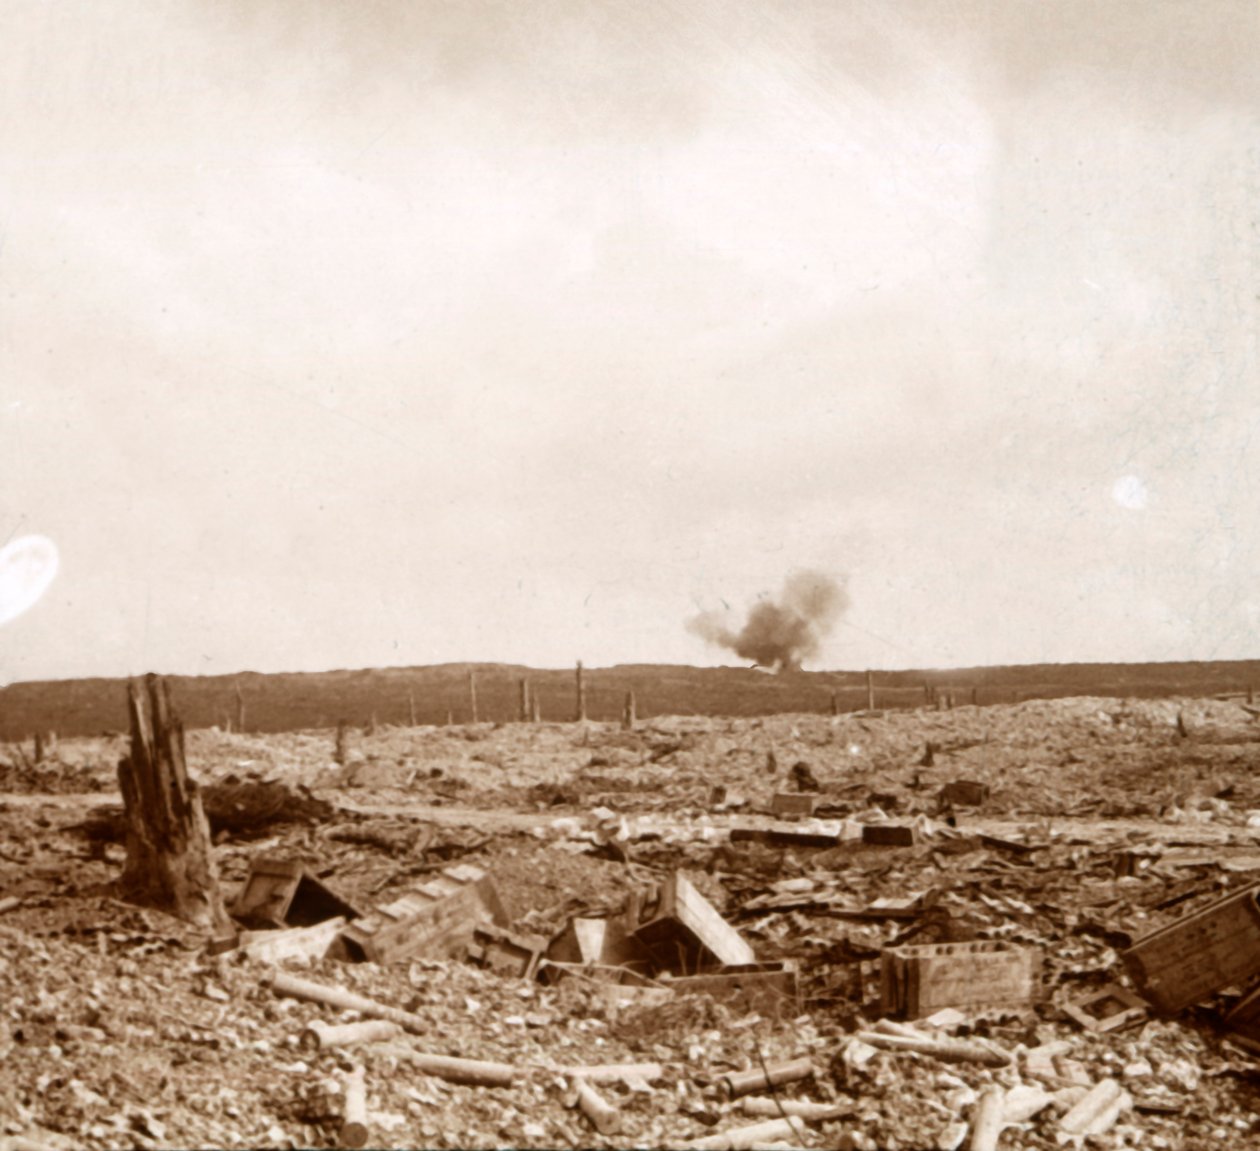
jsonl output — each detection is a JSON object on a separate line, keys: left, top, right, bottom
{"left": 729, "top": 824, "right": 840, "bottom": 849}
{"left": 468, "top": 924, "right": 549, "bottom": 980}
{"left": 339, "top": 866, "right": 506, "bottom": 964}
{"left": 1122, "top": 883, "right": 1260, "bottom": 1013}
{"left": 632, "top": 872, "right": 755, "bottom": 971}
{"left": 545, "top": 913, "right": 652, "bottom": 973}
{"left": 862, "top": 824, "right": 920, "bottom": 847}
{"left": 231, "top": 862, "right": 303, "bottom": 927}
{"left": 230, "top": 857, "right": 360, "bottom": 929}
{"left": 240, "top": 916, "right": 346, "bottom": 965}
{"left": 666, "top": 961, "right": 799, "bottom": 1017}
{"left": 770, "top": 793, "right": 820, "bottom": 818}
{"left": 939, "top": 780, "right": 990, "bottom": 807}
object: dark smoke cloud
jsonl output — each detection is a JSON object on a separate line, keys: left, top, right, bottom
{"left": 687, "top": 570, "right": 849, "bottom": 672}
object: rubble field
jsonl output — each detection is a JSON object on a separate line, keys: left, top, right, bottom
{"left": 4, "top": 694, "right": 1260, "bottom": 1150}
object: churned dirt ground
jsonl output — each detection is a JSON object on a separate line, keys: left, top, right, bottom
{"left": 3, "top": 696, "right": 1260, "bottom": 1149}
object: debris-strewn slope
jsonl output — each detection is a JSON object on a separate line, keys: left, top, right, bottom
{"left": 3, "top": 696, "right": 1260, "bottom": 1149}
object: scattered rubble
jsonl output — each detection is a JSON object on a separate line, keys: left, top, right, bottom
{"left": 5, "top": 695, "right": 1260, "bottom": 1147}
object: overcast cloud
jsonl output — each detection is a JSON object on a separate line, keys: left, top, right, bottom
{"left": 2, "top": 1, "right": 1257, "bottom": 683}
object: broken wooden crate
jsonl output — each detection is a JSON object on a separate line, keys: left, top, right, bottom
{"left": 664, "top": 961, "right": 800, "bottom": 1017}
{"left": 230, "top": 857, "right": 361, "bottom": 929}
{"left": 881, "top": 940, "right": 1042, "bottom": 1019}
{"left": 1062, "top": 983, "right": 1149, "bottom": 1033}
{"left": 337, "top": 863, "right": 507, "bottom": 964}
{"left": 467, "top": 923, "right": 549, "bottom": 980}
{"left": 1122, "top": 882, "right": 1260, "bottom": 1014}
{"left": 630, "top": 871, "right": 756, "bottom": 973}
{"left": 938, "top": 780, "right": 990, "bottom": 807}
{"left": 770, "top": 792, "right": 820, "bottom": 819}
{"left": 545, "top": 914, "right": 653, "bottom": 981}
{"left": 862, "top": 823, "right": 920, "bottom": 847}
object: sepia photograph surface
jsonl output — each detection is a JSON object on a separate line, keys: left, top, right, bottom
{"left": 2, "top": 4, "right": 1259, "bottom": 1149}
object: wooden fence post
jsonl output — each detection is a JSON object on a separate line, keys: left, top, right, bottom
{"left": 622, "top": 690, "right": 636, "bottom": 730}
{"left": 334, "top": 720, "right": 348, "bottom": 766}
{"left": 575, "top": 661, "right": 587, "bottom": 722}
{"left": 468, "top": 671, "right": 479, "bottom": 725}
{"left": 866, "top": 670, "right": 875, "bottom": 711}
{"left": 117, "top": 674, "right": 228, "bottom": 929}
{"left": 531, "top": 694, "right": 542, "bottom": 723}
{"left": 408, "top": 691, "right": 417, "bottom": 727}
{"left": 830, "top": 690, "right": 839, "bottom": 716}
{"left": 234, "top": 683, "right": 246, "bottom": 734}
{"left": 519, "top": 679, "right": 530, "bottom": 723}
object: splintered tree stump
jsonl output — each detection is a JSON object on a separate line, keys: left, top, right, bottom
{"left": 117, "top": 674, "right": 228, "bottom": 929}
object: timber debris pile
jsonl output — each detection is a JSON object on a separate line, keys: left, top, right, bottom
{"left": 3, "top": 678, "right": 1260, "bottom": 1148}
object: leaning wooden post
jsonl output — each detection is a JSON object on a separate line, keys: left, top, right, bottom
{"left": 622, "top": 691, "right": 636, "bottom": 730}
{"left": 408, "top": 691, "right": 417, "bottom": 727}
{"left": 117, "top": 674, "right": 228, "bottom": 929}
{"left": 518, "top": 679, "right": 530, "bottom": 723}
{"left": 234, "top": 683, "right": 246, "bottom": 734}
{"left": 866, "top": 669, "right": 875, "bottom": 711}
{"left": 575, "top": 661, "right": 587, "bottom": 722}
{"left": 468, "top": 671, "right": 479, "bottom": 724}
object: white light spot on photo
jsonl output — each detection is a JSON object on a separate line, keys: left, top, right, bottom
{"left": 1112, "top": 475, "right": 1148, "bottom": 510}
{"left": 0, "top": 534, "right": 59, "bottom": 625}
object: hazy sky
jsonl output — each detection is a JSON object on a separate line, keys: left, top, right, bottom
{"left": 3, "top": 1, "right": 1258, "bottom": 683}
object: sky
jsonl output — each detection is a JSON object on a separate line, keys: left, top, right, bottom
{"left": 2, "top": 0, "right": 1258, "bottom": 684}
